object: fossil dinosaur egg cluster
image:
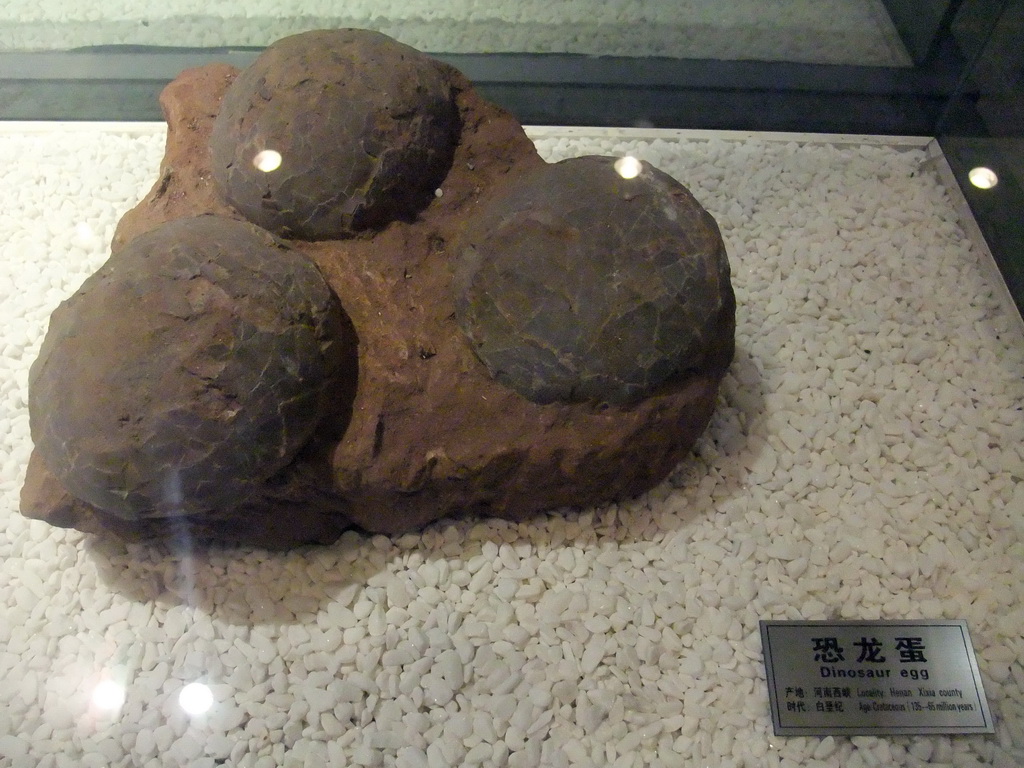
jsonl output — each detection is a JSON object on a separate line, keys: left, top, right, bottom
{"left": 26, "top": 29, "right": 734, "bottom": 534}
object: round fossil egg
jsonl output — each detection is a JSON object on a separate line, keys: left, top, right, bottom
{"left": 210, "top": 28, "right": 460, "bottom": 240}
{"left": 453, "top": 155, "right": 734, "bottom": 405}
{"left": 29, "top": 215, "right": 353, "bottom": 519}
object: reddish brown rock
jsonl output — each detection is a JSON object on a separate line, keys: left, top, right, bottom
{"left": 21, "top": 44, "right": 735, "bottom": 547}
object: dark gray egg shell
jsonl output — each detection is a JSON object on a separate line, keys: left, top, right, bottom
{"left": 210, "top": 28, "right": 459, "bottom": 240}
{"left": 29, "top": 215, "right": 353, "bottom": 519}
{"left": 453, "top": 155, "right": 733, "bottom": 405}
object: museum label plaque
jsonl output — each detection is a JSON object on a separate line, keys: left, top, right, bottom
{"left": 760, "top": 620, "right": 994, "bottom": 736}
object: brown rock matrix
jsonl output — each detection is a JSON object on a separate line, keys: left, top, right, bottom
{"left": 21, "top": 29, "right": 736, "bottom": 548}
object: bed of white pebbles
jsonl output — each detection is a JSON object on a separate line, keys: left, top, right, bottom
{"left": 0, "top": 0, "right": 910, "bottom": 66}
{"left": 0, "top": 124, "right": 1022, "bottom": 768}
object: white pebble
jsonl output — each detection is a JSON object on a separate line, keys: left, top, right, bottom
{"left": 2, "top": 126, "right": 1022, "bottom": 768}
{"left": 813, "top": 736, "right": 838, "bottom": 759}
{"left": 0, "top": 735, "right": 29, "bottom": 758}
{"left": 396, "top": 746, "right": 429, "bottom": 768}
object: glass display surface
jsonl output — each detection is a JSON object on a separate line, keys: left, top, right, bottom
{"left": 0, "top": 0, "right": 912, "bottom": 66}
{"left": 936, "top": 0, "right": 1024, "bottom": 327}
{"left": 0, "top": 0, "right": 968, "bottom": 134}
{"left": 1, "top": 1, "right": 1023, "bottom": 766}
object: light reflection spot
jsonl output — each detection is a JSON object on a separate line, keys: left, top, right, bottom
{"left": 179, "top": 682, "right": 214, "bottom": 715}
{"left": 253, "top": 149, "right": 283, "bottom": 173}
{"left": 614, "top": 156, "right": 643, "bottom": 179}
{"left": 92, "top": 680, "right": 126, "bottom": 711}
{"left": 968, "top": 166, "right": 998, "bottom": 190}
